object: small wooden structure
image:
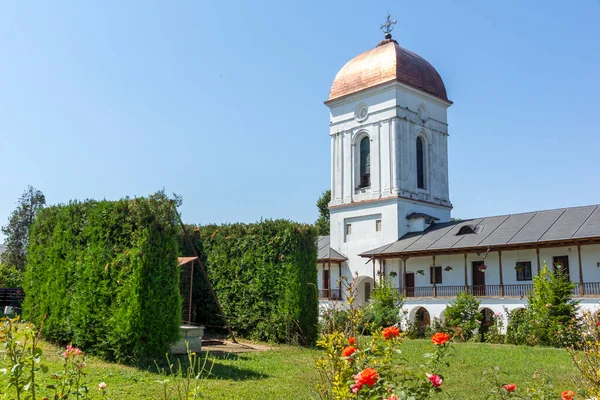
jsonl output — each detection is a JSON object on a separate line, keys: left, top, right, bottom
{"left": 173, "top": 257, "right": 204, "bottom": 354}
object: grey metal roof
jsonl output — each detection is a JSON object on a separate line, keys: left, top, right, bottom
{"left": 361, "top": 204, "right": 600, "bottom": 257}
{"left": 317, "top": 236, "right": 346, "bottom": 262}
{"left": 406, "top": 212, "right": 439, "bottom": 220}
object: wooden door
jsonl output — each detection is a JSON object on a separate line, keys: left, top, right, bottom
{"left": 472, "top": 261, "right": 486, "bottom": 296}
{"left": 405, "top": 272, "right": 415, "bottom": 297}
{"left": 553, "top": 256, "right": 571, "bottom": 280}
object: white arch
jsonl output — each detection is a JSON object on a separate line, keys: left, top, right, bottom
{"left": 408, "top": 306, "right": 431, "bottom": 323}
{"left": 351, "top": 129, "right": 371, "bottom": 145}
{"left": 352, "top": 275, "right": 375, "bottom": 306}
{"left": 438, "top": 309, "right": 446, "bottom": 323}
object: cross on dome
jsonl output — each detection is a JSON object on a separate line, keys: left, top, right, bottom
{"left": 379, "top": 13, "right": 397, "bottom": 39}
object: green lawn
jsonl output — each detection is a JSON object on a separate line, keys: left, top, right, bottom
{"left": 400, "top": 340, "right": 578, "bottom": 399}
{"left": 0, "top": 339, "right": 578, "bottom": 399}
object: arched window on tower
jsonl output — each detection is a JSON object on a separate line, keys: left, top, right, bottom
{"left": 359, "top": 137, "right": 371, "bottom": 188}
{"left": 416, "top": 136, "right": 425, "bottom": 189}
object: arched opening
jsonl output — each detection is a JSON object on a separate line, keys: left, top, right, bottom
{"left": 416, "top": 136, "right": 425, "bottom": 189}
{"left": 353, "top": 275, "right": 375, "bottom": 306}
{"left": 359, "top": 136, "right": 371, "bottom": 188}
{"left": 415, "top": 307, "right": 431, "bottom": 332}
{"left": 480, "top": 308, "right": 495, "bottom": 328}
{"left": 478, "top": 307, "right": 495, "bottom": 341}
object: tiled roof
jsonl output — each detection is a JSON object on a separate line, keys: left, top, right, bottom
{"left": 361, "top": 204, "right": 600, "bottom": 257}
{"left": 328, "top": 39, "right": 450, "bottom": 103}
{"left": 317, "top": 236, "right": 346, "bottom": 262}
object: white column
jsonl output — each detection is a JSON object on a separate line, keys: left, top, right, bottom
{"left": 399, "top": 120, "right": 410, "bottom": 194}
{"left": 343, "top": 130, "right": 352, "bottom": 203}
{"left": 380, "top": 119, "right": 391, "bottom": 196}
{"left": 330, "top": 133, "right": 336, "bottom": 201}
{"left": 371, "top": 123, "right": 381, "bottom": 197}
{"left": 391, "top": 117, "right": 400, "bottom": 194}
{"left": 336, "top": 132, "right": 343, "bottom": 202}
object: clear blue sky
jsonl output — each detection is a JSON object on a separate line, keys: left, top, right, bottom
{"left": 1, "top": 1, "right": 599, "bottom": 238}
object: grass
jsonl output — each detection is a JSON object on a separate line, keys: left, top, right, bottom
{"left": 0, "top": 338, "right": 578, "bottom": 399}
{"left": 399, "top": 340, "right": 578, "bottom": 399}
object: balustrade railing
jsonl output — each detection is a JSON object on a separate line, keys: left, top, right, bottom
{"left": 584, "top": 282, "right": 600, "bottom": 296}
{"left": 470, "top": 285, "right": 501, "bottom": 297}
{"left": 503, "top": 284, "right": 534, "bottom": 297}
{"left": 317, "top": 283, "right": 600, "bottom": 301}
{"left": 395, "top": 283, "right": 600, "bottom": 298}
{"left": 435, "top": 285, "right": 467, "bottom": 297}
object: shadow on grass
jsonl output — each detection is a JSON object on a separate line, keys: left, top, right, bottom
{"left": 148, "top": 351, "right": 267, "bottom": 382}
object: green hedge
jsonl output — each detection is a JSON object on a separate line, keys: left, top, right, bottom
{"left": 23, "top": 193, "right": 181, "bottom": 364}
{"left": 180, "top": 220, "right": 318, "bottom": 346}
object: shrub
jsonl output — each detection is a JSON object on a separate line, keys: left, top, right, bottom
{"left": 315, "top": 327, "right": 452, "bottom": 399}
{"left": 443, "top": 292, "right": 481, "bottom": 340}
{"left": 570, "top": 310, "right": 600, "bottom": 399}
{"left": 0, "top": 263, "right": 23, "bottom": 288}
{"left": 23, "top": 192, "right": 181, "bottom": 363}
{"left": 484, "top": 312, "right": 506, "bottom": 344}
{"left": 0, "top": 316, "right": 110, "bottom": 400}
{"left": 506, "top": 263, "right": 580, "bottom": 348}
{"left": 181, "top": 220, "right": 318, "bottom": 346}
{"left": 505, "top": 307, "right": 533, "bottom": 346}
{"left": 361, "top": 278, "right": 403, "bottom": 333}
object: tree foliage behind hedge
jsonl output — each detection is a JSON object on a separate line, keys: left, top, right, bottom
{"left": 23, "top": 193, "right": 181, "bottom": 364}
{"left": 180, "top": 220, "right": 318, "bottom": 346}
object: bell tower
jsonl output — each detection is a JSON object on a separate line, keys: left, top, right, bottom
{"left": 326, "top": 16, "right": 453, "bottom": 276}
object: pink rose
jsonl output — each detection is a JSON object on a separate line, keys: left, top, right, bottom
{"left": 426, "top": 373, "right": 443, "bottom": 388}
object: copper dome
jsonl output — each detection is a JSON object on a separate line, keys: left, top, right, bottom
{"left": 327, "top": 39, "right": 450, "bottom": 103}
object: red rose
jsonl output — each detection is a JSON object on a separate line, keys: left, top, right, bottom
{"left": 502, "top": 384, "right": 516, "bottom": 392}
{"left": 561, "top": 390, "right": 576, "bottom": 400}
{"left": 426, "top": 373, "right": 443, "bottom": 388}
{"left": 348, "top": 337, "right": 356, "bottom": 345}
{"left": 431, "top": 332, "right": 451, "bottom": 345}
{"left": 341, "top": 345, "right": 357, "bottom": 358}
{"left": 351, "top": 368, "right": 379, "bottom": 393}
{"left": 382, "top": 326, "right": 400, "bottom": 340}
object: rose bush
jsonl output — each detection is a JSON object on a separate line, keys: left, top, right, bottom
{"left": 315, "top": 327, "right": 451, "bottom": 399}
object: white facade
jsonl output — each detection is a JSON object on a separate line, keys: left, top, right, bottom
{"left": 317, "top": 36, "right": 600, "bottom": 325}
{"left": 327, "top": 82, "right": 452, "bottom": 283}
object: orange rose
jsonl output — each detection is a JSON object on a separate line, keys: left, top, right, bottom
{"left": 382, "top": 326, "right": 400, "bottom": 340}
{"left": 351, "top": 368, "right": 379, "bottom": 393}
{"left": 431, "top": 332, "right": 451, "bottom": 345}
{"left": 561, "top": 390, "right": 576, "bottom": 400}
{"left": 341, "top": 345, "right": 357, "bottom": 358}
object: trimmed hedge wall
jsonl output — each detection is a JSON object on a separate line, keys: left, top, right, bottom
{"left": 180, "top": 220, "right": 318, "bottom": 346}
{"left": 23, "top": 194, "right": 181, "bottom": 364}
